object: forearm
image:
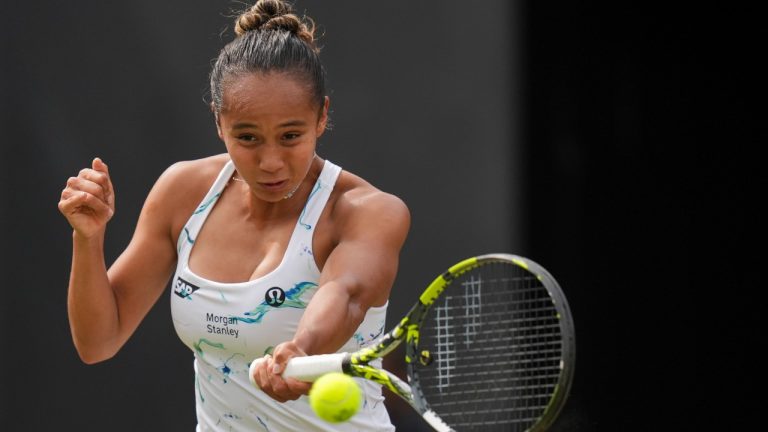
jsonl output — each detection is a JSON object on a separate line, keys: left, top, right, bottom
{"left": 291, "top": 281, "right": 368, "bottom": 355}
{"left": 67, "top": 231, "right": 121, "bottom": 363}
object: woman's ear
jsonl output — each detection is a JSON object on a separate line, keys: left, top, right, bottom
{"left": 211, "top": 103, "right": 224, "bottom": 140}
{"left": 316, "top": 96, "right": 330, "bottom": 137}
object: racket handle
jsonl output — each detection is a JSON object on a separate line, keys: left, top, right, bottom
{"left": 249, "top": 352, "right": 347, "bottom": 386}
{"left": 283, "top": 353, "right": 346, "bottom": 381}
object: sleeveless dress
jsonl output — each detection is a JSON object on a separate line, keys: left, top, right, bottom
{"left": 170, "top": 159, "right": 394, "bottom": 431}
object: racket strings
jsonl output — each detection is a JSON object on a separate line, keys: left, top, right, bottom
{"left": 415, "top": 262, "right": 564, "bottom": 431}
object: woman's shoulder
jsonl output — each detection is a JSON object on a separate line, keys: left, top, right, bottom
{"left": 144, "top": 154, "right": 231, "bottom": 225}
{"left": 330, "top": 166, "right": 410, "bottom": 228}
{"left": 161, "top": 153, "right": 230, "bottom": 187}
{"left": 152, "top": 153, "right": 230, "bottom": 200}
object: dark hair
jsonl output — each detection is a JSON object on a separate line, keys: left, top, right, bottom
{"left": 210, "top": 0, "right": 325, "bottom": 114}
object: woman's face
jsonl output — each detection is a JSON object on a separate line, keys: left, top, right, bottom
{"left": 216, "top": 72, "right": 328, "bottom": 202}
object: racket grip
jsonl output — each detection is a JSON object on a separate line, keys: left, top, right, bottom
{"left": 249, "top": 352, "right": 348, "bottom": 387}
{"left": 282, "top": 353, "right": 346, "bottom": 382}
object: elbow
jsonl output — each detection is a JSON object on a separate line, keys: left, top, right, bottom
{"left": 69, "top": 323, "right": 123, "bottom": 364}
{"left": 78, "top": 353, "right": 112, "bottom": 365}
{"left": 77, "top": 349, "right": 115, "bottom": 365}
{"left": 73, "top": 341, "right": 118, "bottom": 365}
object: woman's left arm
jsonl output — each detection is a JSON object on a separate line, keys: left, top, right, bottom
{"left": 252, "top": 190, "right": 410, "bottom": 402}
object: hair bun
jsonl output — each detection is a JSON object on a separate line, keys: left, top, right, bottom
{"left": 234, "top": 0, "right": 316, "bottom": 47}
{"left": 252, "top": 0, "right": 290, "bottom": 17}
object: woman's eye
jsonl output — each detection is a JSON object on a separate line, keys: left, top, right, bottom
{"left": 284, "top": 132, "right": 301, "bottom": 141}
{"left": 238, "top": 134, "right": 257, "bottom": 143}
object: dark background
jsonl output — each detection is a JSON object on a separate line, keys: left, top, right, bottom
{"left": 2, "top": 0, "right": 749, "bottom": 430}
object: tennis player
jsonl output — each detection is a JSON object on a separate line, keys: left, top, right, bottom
{"left": 57, "top": 1, "right": 409, "bottom": 430}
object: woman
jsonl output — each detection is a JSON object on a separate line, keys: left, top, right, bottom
{"left": 57, "top": 1, "right": 409, "bottom": 430}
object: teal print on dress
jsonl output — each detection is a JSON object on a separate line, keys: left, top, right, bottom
{"left": 353, "top": 333, "right": 365, "bottom": 347}
{"left": 299, "top": 243, "right": 313, "bottom": 257}
{"left": 194, "top": 192, "right": 221, "bottom": 214}
{"left": 178, "top": 191, "right": 220, "bottom": 252}
{"left": 193, "top": 338, "right": 225, "bottom": 357}
{"left": 236, "top": 281, "right": 318, "bottom": 324}
{"left": 217, "top": 413, "right": 242, "bottom": 429}
{"left": 298, "top": 180, "right": 322, "bottom": 230}
{"left": 370, "top": 322, "right": 386, "bottom": 342}
{"left": 183, "top": 227, "right": 195, "bottom": 244}
{"left": 218, "top": 353, "right": 245, "bottom": 384}
{"left": 177, "top": 226, "right": 195, "bottom": 253}
{"left": 257, "top": 416, "right": 270, "bottom": 431}
{"left": 353, "top": 322, "right": 386, "bottom": 347}
{"left": 195, "top": 370, "right": 205, "bottom": 403}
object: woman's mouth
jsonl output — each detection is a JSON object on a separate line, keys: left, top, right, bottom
{"left": 259, "top": 180, "right": 287, "bottom": 191}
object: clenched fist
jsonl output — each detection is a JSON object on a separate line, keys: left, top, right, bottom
{"left": 58, "top": 157, "right": 115, "bottom": 238}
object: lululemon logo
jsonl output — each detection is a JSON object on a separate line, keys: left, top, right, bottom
{"left": 265, "top": 287, "right": 286, "bottom": 307}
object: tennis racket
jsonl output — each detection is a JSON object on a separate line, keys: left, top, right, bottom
{"left": 250, "top": 253, "right": 576, "bottom": 431}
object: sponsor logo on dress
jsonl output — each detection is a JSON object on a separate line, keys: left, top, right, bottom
{"left": 174, "top": 277, "right": 200, "bottom": 299}
{"left": 265, "top": 287, "right": 286, "bottom": 307}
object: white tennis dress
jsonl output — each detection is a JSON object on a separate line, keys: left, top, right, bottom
{"left": 171, "top": 159, "right": 395, "bottom": 431}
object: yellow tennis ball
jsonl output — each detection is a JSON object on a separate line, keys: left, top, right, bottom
{"left": 309, "top": 372, "right": 362, "bottom": 423}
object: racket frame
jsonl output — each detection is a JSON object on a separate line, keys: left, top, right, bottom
{"left": 279, "top": 253, "right": 576, "bottom": 432}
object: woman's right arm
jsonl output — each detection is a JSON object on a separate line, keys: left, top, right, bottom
{"left": 59, "top": 157, "right": 182, "bottom": 364}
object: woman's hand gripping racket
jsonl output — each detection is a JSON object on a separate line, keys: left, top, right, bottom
{"left": 249, "top": 254, "right": 576, "bottom": 431}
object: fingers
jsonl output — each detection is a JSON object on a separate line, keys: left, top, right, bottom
{"left": 271, "top": 340, "right": 306, "bottom": 373}
{"left": 70, "top": 159, "right": 111, "bottom": 203}
{"left": 58, "top": 158, "right": 116, "bottom": 236}
{"left": 92, "top": 157, "right": 107, "bottom": 171}
{"left": 58, "top": 189, "right": 113, "bottom": 217}
{"left": 249, "top": 357, "right": 264, "bottom": 387}
{"left": 266, "top": 354, "right": 312, "bottom": 397}
{"left": 252, "top": 355, "right": 290, "bottom": 403}
{"left": 92, "top": 157, "right": 115, "bottom": 206}
{"left": 284, "top": 376, "right": 312, "bottom": 396}
{"left": 251, "top": 354, "right": 311, "bottom": 402}
{"left": 60, "top": 158, "right": 114, "bottom": 208}
{"left": 66, "top": 176, "right": 106, "bottom": 201}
